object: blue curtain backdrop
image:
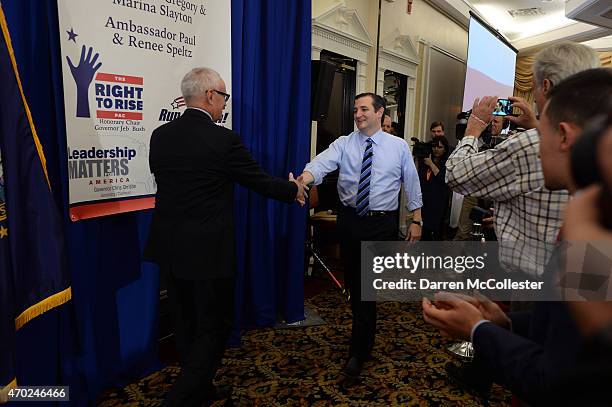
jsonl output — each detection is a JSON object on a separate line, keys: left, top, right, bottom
{"left": 230, "top": 0, "right": 311, "bottom": 341}
{"left": 3, "top": 0, "right": 310, "bottom": 403}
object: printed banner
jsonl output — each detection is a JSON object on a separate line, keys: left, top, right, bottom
{"left": 58, "top": 0, "right": 232, "bottom": 220}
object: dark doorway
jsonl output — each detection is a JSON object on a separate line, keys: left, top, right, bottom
{"left": 383, "top": 70, "right": 408, "bottom": 139}
{"left": 312, "top": 50, "right": 356, "bottom": 212}
{"left": 316, "top": 50, "right": 357, "bottom": 153}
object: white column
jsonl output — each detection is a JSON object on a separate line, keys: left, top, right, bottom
{"left": 418, "top": 42, "right": 431, "bottom": 141}
{"left": 376, "top": 66, "right": 386, "bottom": 96}
{"left": 405, "top": 76, "right": 417, "bottom": 141}
{"left": 356, "top": 60, "right": 367, "bottom": 94}
{"left": 310, "top": 121, "right": 318, "bottom": 160}
{"left": 311, "top": 46, "right": 322, "bottom": 61}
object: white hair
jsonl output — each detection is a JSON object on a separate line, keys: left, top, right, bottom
{"left": 533, "top": 42, "right": 601, "bottom": 88}
{"left": 180, "top": 67, "right": 223, "bottom": 102}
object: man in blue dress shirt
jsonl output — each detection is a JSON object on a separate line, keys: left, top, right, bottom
{"left": 299, "top": 92, "right": 423, "bottom": 385}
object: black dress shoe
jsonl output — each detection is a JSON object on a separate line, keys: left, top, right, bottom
{"left": 342, "top": 356, "right": 364, "bottom": 379}
{"left": 445, "top": 362, "right": 492, "bottom": 399}
{"left": 338, "top": 355, "right": 365, "bottom": 388}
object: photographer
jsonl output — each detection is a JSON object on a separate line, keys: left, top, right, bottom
{"left": 453, "top": 117, "right": 504, "bottom": 242}
{"left": 423, "top": 67, "right": 612, "bottom": 405}
{"left": 445, "top": 42, "right": 600, "bottom": 276}
{"left": 416, "top": 136, "right": 451, "bottom": 240}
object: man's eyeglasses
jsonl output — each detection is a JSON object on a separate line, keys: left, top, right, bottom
{"left": 211, "top": 89, "right": 230, "bottom": 102}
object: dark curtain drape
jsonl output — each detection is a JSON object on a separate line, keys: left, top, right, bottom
{"left": 230, "top": 0, "right": 311, "bottom": 342}
{"left": 4, "top": 0, "right": 310, "bottom": 403}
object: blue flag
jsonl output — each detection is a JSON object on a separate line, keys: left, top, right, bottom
{"left": 0, "top": 4, "right": 71, "bottom": 392}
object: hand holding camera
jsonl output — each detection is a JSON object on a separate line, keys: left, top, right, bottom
{"left": 411, "top": 137, "right": 432, "bottom": 159}
{"left": 506, "top": 96, "right": 538, "bottom": 130}
{"left": 465, "top": 96, "right": 498, "bottom": 138}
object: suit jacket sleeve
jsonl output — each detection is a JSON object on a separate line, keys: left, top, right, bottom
{"left": 473, "top": 305, "right": 580, "bottom": 404}
{"left": 473, "top": 322, "right": 548, "bottom": 402}
{"left": 508, "top": 310, "right": 532, "bottom": 337}
{"left": 226, "top": 133, "right": 297, "bottom": 202}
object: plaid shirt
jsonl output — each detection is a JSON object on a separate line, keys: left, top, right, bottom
{"left": 445, "top": 129, "right": 569, "bottom": 276}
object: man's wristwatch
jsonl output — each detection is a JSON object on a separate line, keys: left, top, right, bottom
{"left": 412, "top": 220, "right": 423, "bottom": 227}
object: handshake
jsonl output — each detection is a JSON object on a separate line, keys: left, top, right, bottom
{"left": 288, "top": 171, "right": 313, "bottom": 207}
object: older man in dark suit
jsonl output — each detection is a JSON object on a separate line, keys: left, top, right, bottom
{"left": 144, "top": 67, "right": 306, "bottom": 407}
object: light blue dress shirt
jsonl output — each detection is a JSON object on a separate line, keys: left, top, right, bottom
{"left": 304, "top": 129, "right": 422, "bottom": 211}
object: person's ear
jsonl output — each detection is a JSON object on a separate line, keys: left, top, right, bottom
{"left": 558, "top": 121, "right": 580, "bottom": 153}
{"left": 204, "top": 89, "right": 213, "bottom": 104}
{"left": 542, "top": 78, "right": 553, "bottom": 96}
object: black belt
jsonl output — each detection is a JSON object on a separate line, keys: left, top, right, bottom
{"left": 341, "top": 205, "right": 397, "bottom": 217}
{"left": 364, "top": 210, "right": 397, "bottom": 217}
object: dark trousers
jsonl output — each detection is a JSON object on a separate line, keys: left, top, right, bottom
{"left": 163, "top": 271, "right": 235, "bottom": 407}
{"left": 337, "top": 206, "right": 397, "bottom": 360}
{"left": 421, "top": 226, "right": 442, "bottom": 241}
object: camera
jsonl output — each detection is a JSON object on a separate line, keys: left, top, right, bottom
{"left": 455, "top": 110, "right": 508, "bottom": 150}
{"left": 493, "top": 99, "right": 513, "bottom": 116}
{"left": 410, "top": 137, "right": 433, "bottom": 159}
{"left": 456, "top": 99, "right": 513, "bottom": 142}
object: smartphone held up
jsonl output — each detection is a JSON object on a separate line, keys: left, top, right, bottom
{"left": 493, "top": 99, "right": 513, "bottom": 116}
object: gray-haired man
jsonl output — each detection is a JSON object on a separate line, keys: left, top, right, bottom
{"left": 145, "top": 67, "right": 306, "bottom": 406}
{"left": 445, "top": 42, "right": 601, "bottom": 276}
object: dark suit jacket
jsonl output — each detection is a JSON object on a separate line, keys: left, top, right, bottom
{"left": 473, "top": 301, "right": 581, "bottom": 404}
{"left": 549, "top": 323, "right": 612, "bottom": 406}
{"left": 144, "top": 108, "right": 297, "bottom": 279}
{"left": 472, "top": 244, "right": 583, "bottom": 404}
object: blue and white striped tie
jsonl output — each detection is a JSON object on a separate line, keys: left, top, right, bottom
{"left": 356, "top": 137, "right": 373, "bottom": 217}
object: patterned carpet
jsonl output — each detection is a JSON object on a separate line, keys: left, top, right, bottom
{"left": 97, "top": 288, "right": 511, "bottom": 406}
